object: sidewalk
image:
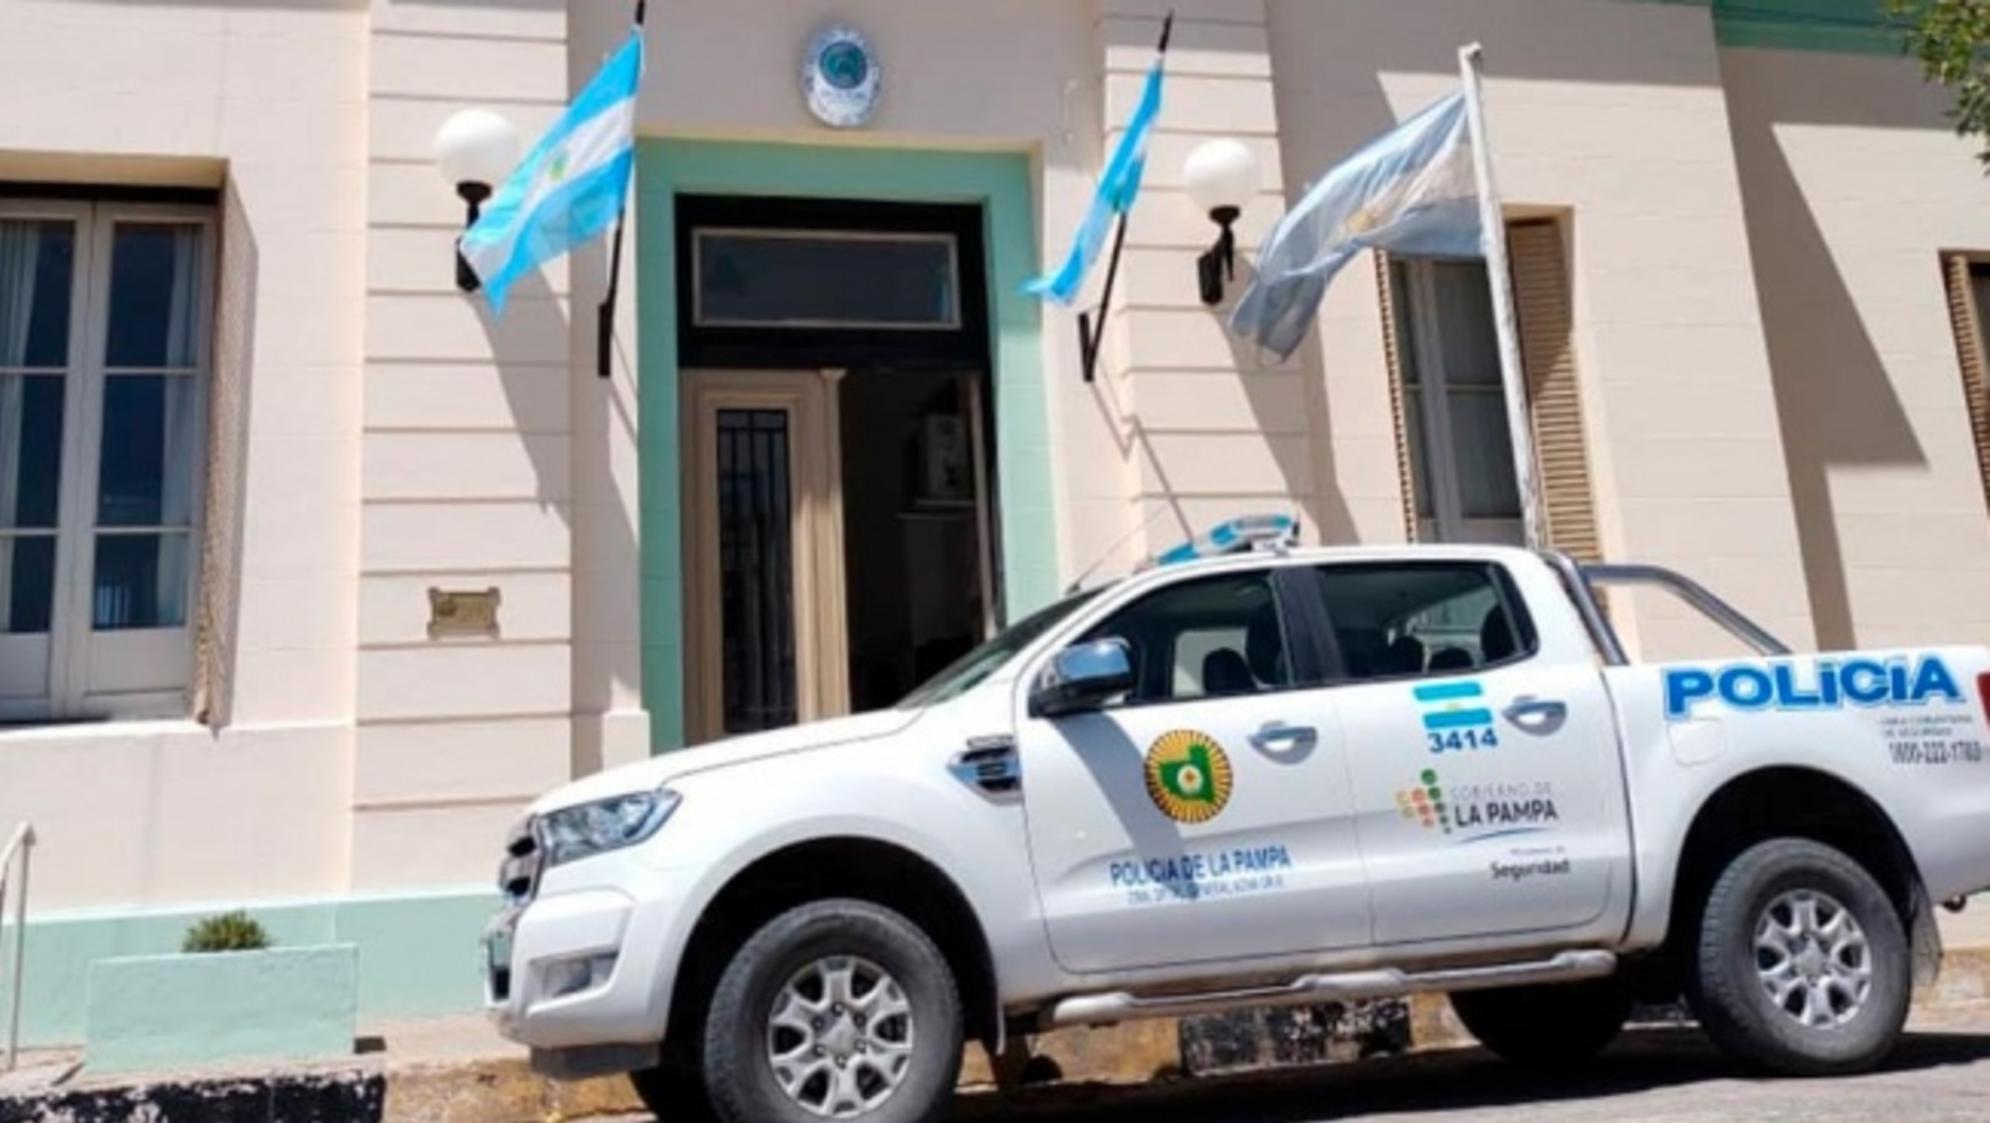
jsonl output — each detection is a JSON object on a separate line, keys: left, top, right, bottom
{"left": 3, "top": 906, "right": 1987, "bottom": 1123}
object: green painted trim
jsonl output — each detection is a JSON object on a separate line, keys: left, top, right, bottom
{"left": 1714, "top": 15, "right": 1902, "bottom": 55}
{"left": 636, "top": 140, "right": 1058, "bottom": 752}
{"left": 13, "top": 887, "right": 496, "bottom": 1047}
{"left": 85, "top": 946, "right": 358, "bottom": 1074}
{"left": 1632, "top": 0, "right": 1904, "bottom": 55}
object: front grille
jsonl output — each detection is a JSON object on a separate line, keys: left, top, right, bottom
{"left": 499, "top": 816, "right": 543, "bottom": 906}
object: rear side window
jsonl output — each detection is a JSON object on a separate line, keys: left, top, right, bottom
{"left": 1310, "top": 562, "right": 1535, "bottom": 683}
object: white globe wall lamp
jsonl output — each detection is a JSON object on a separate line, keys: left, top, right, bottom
{"left": 434, "top": 108, "right": 521, "bottom": 293}
{"left": 1182, "top": 138, "right": 1261, "bottom": 305}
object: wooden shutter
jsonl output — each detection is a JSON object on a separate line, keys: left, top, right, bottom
{"left": 192, "top": 200, "right": 249, "bottom": 726}
{"left": 1374, "top": 252, "right": 1421, "bottom": 543}
{"left": 1941, "top": 254, "right": 1990, "bottom": 514}
{"left": 1508, "top": 219, "right": 1602, "bottom": 562}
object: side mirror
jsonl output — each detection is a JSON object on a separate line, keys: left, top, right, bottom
{"left": 1030, "top": 638, "right": 1134, "bottom": 718}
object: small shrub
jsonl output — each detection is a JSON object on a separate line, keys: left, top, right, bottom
{"left": 181, "top": 910, "right": 272, "bottom": 954}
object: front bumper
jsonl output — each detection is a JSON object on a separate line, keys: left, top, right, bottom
{"left": 485, "top": 860, "right": 699, "bottom": 1052}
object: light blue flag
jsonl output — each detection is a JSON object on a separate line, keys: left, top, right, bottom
{"left": 1230, "top": 91, "right": 1480, "bottom": 360}
{"left": 462, "top": 32, "right": 644, "bottom": 314}
{"left": 1025, "top": 57, "right": 1164, "bottom": 305}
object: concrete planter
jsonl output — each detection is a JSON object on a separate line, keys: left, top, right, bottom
{"left": 84, "top": 944, "right": 358, "bottom": 1075}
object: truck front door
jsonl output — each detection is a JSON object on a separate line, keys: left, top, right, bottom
{"left": 1308, "top": 558, "right": 1629, "bottom": 946}
{"left": 1013, "top": 565, "right": 1372, "bottom": 973}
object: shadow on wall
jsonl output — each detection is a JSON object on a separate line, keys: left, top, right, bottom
{"left": 1221, "top": 255, "right": 1356, "bottom": 547}
{"left": 94, "top": 0, "right": 365, "bottom": 7}
{"left": 1722, "top": 53, "right": 1934, "bottom": 652}
{"left": 1081, "top": 248, "right": 1340, "bottom": 553}
{"left": 1266, "top": 0, "right": 1731, "bottom": 91}
{"left": 1259, "top": 0, "right": 1940, "bottom": 629}
{"left": 1255, "top": 0, "right": 1769, "bottom": 548}
{"left": 471, "top": 245, "right": 643, "bottom": 777}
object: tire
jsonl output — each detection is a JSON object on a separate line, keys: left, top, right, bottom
{"left": 701, "top": 899, "right": 962, "bottom": 1123}
{"left": 630, "top": 1052, "right": 718, "bottom": 1123}
{"left": 1684, "top": 838, "right": 1910, "bottom": 1076}
{"left": 1450, "top": 977, "right": 1632, "bottom": 1065}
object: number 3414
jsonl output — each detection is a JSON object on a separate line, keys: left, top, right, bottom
{"left": 1429, "top": 727, "right": 1499, "bottom": 753}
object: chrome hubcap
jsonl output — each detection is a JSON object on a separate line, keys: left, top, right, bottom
{"left": 1754, "top": 888, "right": 1872, "bottom": 1029}
{"left": 766, "top": 956, "right": 915, "bottom": 1117}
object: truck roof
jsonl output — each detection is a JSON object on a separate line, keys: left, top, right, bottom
{"left": 1080, "top": 537, "right": 1546, "bottom": 595}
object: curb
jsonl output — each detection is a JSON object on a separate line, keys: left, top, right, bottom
{"left": 0, "top": 1070, "right": 384, "bottom": 1123}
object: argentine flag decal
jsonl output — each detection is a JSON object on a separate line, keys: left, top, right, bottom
{"left": 462, "top": 31, "right": 644, "bottom": 313}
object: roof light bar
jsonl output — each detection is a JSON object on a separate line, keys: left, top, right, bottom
{"left": 1154, "top": 514, "right": 1299, "bottom": 567}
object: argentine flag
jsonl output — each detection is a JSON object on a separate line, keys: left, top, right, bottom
{"left": 462, "top": 31, "right": 643, "bottom": 313}
{"left": 1025, "top": 55, "right": 1164, "bottom": 305}
{"left": 1230, "top": 91, "right": 1480, "bottom": 360}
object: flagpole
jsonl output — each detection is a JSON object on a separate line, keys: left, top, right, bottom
{"left": 597, "top": 0, "right": 648, "bottom": 378}
{"left": 1459, "top": 43, "right": 1546, "bottom": 549}
{"left": 1078, "top": 11, "right": 1171, "bottom": 385}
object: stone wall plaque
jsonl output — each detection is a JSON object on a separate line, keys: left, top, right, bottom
{"left": 428, "top": 587, "right": 501, "bottom": 639}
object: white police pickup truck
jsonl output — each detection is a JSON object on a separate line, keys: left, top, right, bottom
{"left": 488, "top": 520, "right": 1990, "bottom": 1123}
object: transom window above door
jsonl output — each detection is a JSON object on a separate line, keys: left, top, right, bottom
{"left": 0, "top": 199, "right": 214, "bottom": 722}
{"left": 675, "top": 195, "right": 989, "bottom": 369}
{"left": 693, "top": 228, "right": 960, "bottom": 331}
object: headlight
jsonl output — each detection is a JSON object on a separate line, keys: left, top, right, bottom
{"left": 538, "top": 789, "right": 680, "bottom": 867}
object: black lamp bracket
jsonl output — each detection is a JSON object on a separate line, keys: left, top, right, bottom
{"left": 454, "top": 181, "right": 493, "bottom": 294}
{"left": 1197, "top": 205, "right": 1241, "bottom": 306}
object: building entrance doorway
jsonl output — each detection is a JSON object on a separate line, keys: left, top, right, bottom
{"left": 676, "top": 195, "right": 997, "bottom": 743}
{"left": 681, "top": 368, "right": 994, "bottom": 741}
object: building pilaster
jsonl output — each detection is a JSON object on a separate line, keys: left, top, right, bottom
{"left": 1096, "top": 0, "right": 1313, "bottom": 558}
{"left": 354, "top": 0, "right": 578, "bottom": 888}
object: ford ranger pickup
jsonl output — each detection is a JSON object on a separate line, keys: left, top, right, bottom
{"left": 487, "top": 525, "right": 1990, "bottom": 1123}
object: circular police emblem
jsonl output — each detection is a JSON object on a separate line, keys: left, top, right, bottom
{"left": 1144, "top": 730, "right": 1234, "bottom": 824}
{"left": 802, "top": 24, "right": 881, "bottom": 128}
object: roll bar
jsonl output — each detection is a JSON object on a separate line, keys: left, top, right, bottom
{"left": 1536, "top": 552, "right": 1792, "bottom": 666}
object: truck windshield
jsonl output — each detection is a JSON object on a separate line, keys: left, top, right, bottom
{"left": 897, "top": 589, "right": 1103, "bottom": 709}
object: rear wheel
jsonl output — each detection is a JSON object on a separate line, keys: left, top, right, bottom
{"left": 702, "top": 899, "right": 962, "bottom": 1123}
{"left": 1450, "top": 977, "right": 1632, "bottom": 1065}
{"left": 1685, "top": 838, "right": 1910, "bottom": 1075}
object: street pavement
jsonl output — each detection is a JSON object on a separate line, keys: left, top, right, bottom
{"left": 588, "top": 1005, "right": 1990, "bottom": 1123}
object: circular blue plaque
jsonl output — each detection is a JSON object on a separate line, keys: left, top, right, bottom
{"left": 802, "top": 25, "right": 881, "bottom": 128}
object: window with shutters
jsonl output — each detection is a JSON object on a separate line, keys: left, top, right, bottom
{"left": 0, "top": 199, "right": 214, "bottom": 722}
{"left": 1384, "top": 256, "right": 1525, "bottom": 545}
{"left": 1377, "top": 218, "right": 1600, "bottom": 560}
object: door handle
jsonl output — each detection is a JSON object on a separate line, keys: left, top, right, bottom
{"left": 1249, "top": 721, "right": 1318, "bottom": 754}
{"left": 1502, "top": 696, "right": 1568, "bottom": 736}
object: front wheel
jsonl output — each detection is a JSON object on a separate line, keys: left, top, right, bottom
{"left": 702, "top": 899, "right": 962, "bottom": 1123}
{"left": 1685, "top": 838, "right": 1910, "bottom": 1075}
{"left": 1450, "top": 977, "right": 1632, "bottom": 1065}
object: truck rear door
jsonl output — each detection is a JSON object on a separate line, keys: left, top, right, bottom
{"left": 1304, "top": 557, "right": 1633, "bottom": 946}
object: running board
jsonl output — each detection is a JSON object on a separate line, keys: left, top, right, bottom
{"left": 1046, "top": 949, "right": 1618, "bottom": 1028}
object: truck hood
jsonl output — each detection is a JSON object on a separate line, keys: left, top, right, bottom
{"left": 531, "top": 707, "right": 927, "bottom": 815}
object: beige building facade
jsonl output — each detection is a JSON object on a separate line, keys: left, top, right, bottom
{"left": 2, "top": 0, "right": 1988, "bottom": 1040}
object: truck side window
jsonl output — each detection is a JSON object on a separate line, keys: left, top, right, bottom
{"left": 1311, "top": 562, "right": 1535, "bottom": 682}
{"left": 1081, "top": 572, "right": 1291, "bottom": 705}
